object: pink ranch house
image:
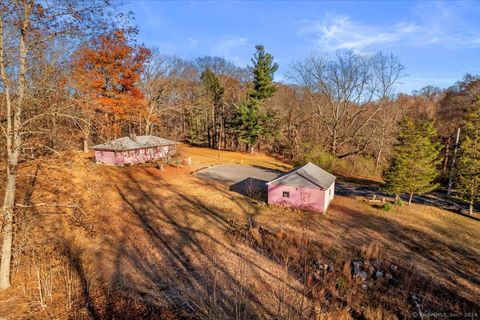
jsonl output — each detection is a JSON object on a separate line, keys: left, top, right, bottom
{"left": 92, "top": 135, "right": 176, "bottom": 166}
{"left": 266, "top": 162, "right": 336, "bottom": 213}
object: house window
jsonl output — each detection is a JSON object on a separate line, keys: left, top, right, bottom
{"left": 282, "top": 191, "right": 290, "bottom": 198}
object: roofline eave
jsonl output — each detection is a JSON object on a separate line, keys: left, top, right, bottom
{"left": 266, "top": 170, "right": 336, "bottom": 189}
{"left": 92, "top": 143, "right": 178, "bottom": 152}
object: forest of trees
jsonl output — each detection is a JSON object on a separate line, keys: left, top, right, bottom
{"left": 0, "top": 0, "right": 479, "bottom": 289}
{"left": 3, "top": 30, "right": 477, "bottom": 174}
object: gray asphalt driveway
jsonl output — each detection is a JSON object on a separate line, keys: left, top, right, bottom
{"left": 197, "top": 164, "right": 281, "bottom": 185}
{"left": 196, "top": 164, "right": 282, "bottom": 200}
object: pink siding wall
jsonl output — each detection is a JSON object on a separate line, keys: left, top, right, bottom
{"left": 267, "top": 184, "right": 326, "bottom": 212}
{"left": 94, "top": 150, "right": 124, "bottom": 165}
{"left": 95, "top": 145, "right": 175, "bottom": 165}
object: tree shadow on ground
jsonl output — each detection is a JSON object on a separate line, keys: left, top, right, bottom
{"left": 249, "top": 165, "right": 285, "bottom": 175}
{"left": 54, "top": 167, "right": 313, "bottom": 319}
{"left": 237, "top": 202, "right": 480, "bottom": 317}
{"left": 329, "top": 204, "right": 480, "bottom": 300}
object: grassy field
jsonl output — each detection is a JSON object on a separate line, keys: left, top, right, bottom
{"left": 0, "top": 145, "right": 478, "bottom": 319}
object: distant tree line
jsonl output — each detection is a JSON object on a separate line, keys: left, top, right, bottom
{"left": 1, "top": 23, "right": 478, "bottom": 200}
{"left": 137, "top": 48, "right": 479, "bottom": 211}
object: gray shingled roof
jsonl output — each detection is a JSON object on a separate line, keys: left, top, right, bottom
{"left": 92, "top": 135, "right": 176, "bottom": 151}
{"left": 266, "top": 162, "right": 336, "bottom": 189}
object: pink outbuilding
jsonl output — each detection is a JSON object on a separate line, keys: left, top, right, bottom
{"left": 266, "top": 162, "right": 336, "bottom": 213}
{"left": 92, "top": 135, "right": 176, "bottom": 166}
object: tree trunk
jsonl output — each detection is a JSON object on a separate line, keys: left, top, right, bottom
{"left": 83, "top": 139, "right": 88, "bottom": 153}
{"left": 0, "top": 0, "right": 32, "bottom": 290}
{"left": 217, "top": 124, "right": 221, "bottom": 151}
{"left": 223, "top": 117, "right": 227, "bottom": 150}
{"left": 469, "top": 201, "right": 473, "bottom": 215}
{"left": 145, "top": 100, "right": 155, "bottom": 136}
{"left": 0, "top": 172, "right": 16, "bottom": 290}
{"left": 212, "top": 106, "right": 216, "bottom": 149}
{"left": 207, "top": 126, "right": 211, "bottom": 148}
{"left": 331, "top": 128, "right": 337, "bottom": 156}
{"left": 82, "top": 122, "right": 91, "bottom": 153}
{"left": 221, "top": 105, "right": 225, "bottom": 150}
{"left": 51, "top": 116, "right": 57, "bottom": 150}
{"left": 443, "top": 137, "right": 451, "bottom": 174}
{"left": 408, "top": 193, "right": 413, "bottom": 206}
{"left": 375, "top": 146, "right": 383, "bottom": 172}
{"left": 375, "top": 132, "right": 385, "bottom": 172}
{"left": 447, "top": 128, "right": 461, "bottom": 196}
{"left": 145, "top": 120, "right": 151, "bottom": 136}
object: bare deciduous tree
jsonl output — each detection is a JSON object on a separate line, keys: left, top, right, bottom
{"left": 0, "top": 0, "right": 123, "bottom": 290}
{"left": 289, "top": 51, "right": 404, "bottom": 158}
{"left": 141, "top": 51, "right": 197, "bottom": 136}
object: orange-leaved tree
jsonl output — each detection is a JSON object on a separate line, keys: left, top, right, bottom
{"left": 71, "top": 30, "right": 150, "bottom": 150}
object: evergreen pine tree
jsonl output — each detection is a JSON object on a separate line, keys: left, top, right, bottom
{"left": 249, "top": 45, "right": 279, "bottom": 100}
{"left": 383, "top": 118, "right": 442, "bottom": 205}
{"left": 234, "top": 45, "right": 278, "bottom": 153}
{"left": 455, "top": 104, "right": 480, "bottom": 214}
{"left": 235, "top": 99, "right": 263, "bottom": 151}
{"left": 201, "top": 68, "right": 224, "bottom": 107}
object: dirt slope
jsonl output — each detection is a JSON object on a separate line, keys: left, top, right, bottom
{"left": 0, "top": 145, "right": 478, "bottom": 319}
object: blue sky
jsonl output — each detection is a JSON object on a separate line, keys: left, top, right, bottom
{"left": 126, "top": 0, "right": 480, "bottom": 93}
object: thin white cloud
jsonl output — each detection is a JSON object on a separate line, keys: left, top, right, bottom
{"left": 187, "top": 37, "right": 200, "bottom": 49}
{"left": 298, "top": 15, "right": 418, "bottom": 53}
{"left": 298, "top": 10, "right": 480, "bottom": 54}
{"left": 138, "top": 1, "right": 164, "bottom": 27}
{"left": 214, "top": 35, "right": 249, "bottom": 53}
{"left": 407, "top": 76, "right": 458, "bottom": 86}
{"left": 213, "top": 35, "right": 249, "bottom": 66}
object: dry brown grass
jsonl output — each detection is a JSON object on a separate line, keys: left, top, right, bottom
{"left": 253, "top": 197, "right": 480, "bottom": 317}
{"left": 0, "top": 145, "right": 478, "bottom": 319}
{"left": 177, "top": 144, "right": 292, "bottom": 171}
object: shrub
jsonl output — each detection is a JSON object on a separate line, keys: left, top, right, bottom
{"left": 299, "top": 145, "right": 380, "bottom": 178}
{"left": 336, "top": 276, "right": 349, "bottom": 291}
{"left": 379, "top": 203, "right": 393, "bottom": 212}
